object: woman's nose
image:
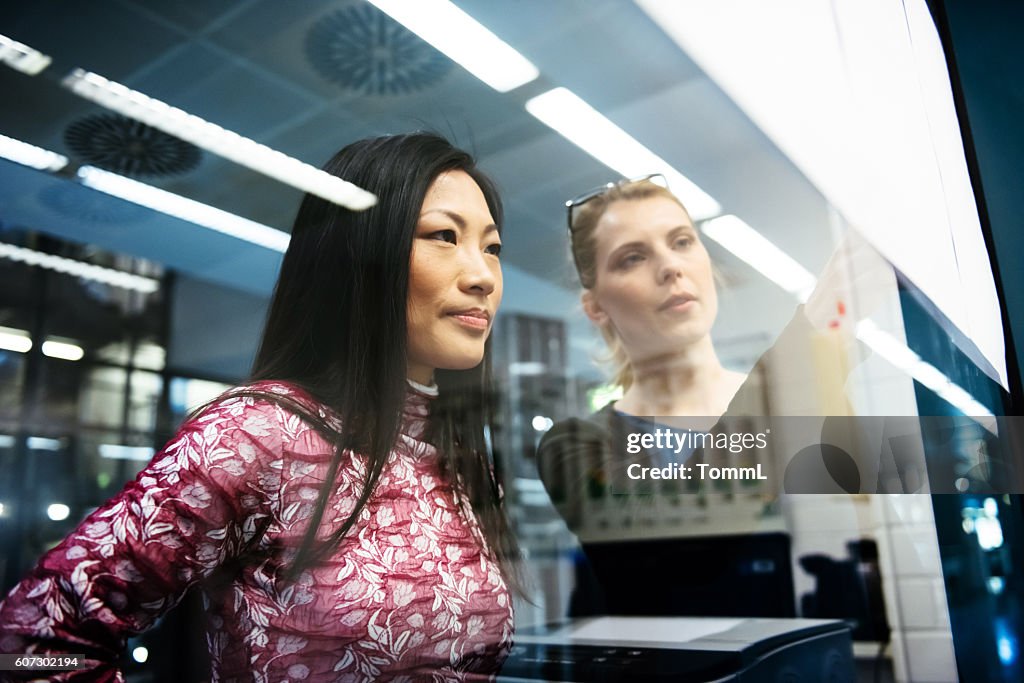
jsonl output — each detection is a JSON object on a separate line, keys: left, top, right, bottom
{"left": 657, "top": 253, "right": 685, "bottom": 284}
{"left": 459, "top": 249, "right": 497, "bottom": 294}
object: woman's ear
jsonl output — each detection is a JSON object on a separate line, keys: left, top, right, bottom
{"left": 581, "top": 289, "right": 609, "bottom": 326}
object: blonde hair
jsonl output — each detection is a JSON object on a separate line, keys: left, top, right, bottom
{"left": 570, "top": 179, "right": 692, "bottom": 391}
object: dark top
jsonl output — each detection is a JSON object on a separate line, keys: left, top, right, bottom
{"left": 536, "top": 307, "right": 857, "bottom": 617}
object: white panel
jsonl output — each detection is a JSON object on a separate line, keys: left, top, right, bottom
{"left": 896, "top": 578, "right": 951, "bottom": 630}
{"left": 904, "top": 631, "right": 959, "bottom": 683}
{"left": 887, "top": 524, "right": 943, "bottom": 576}
{"left": 637, "top": 0, "right": 1007, "bottom": 389}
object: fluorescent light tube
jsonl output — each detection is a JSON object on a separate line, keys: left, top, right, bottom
{"left": 509, "top": 361, "right": 547, "bottom": 376}
{"left": 701, "top": 215, "right": 816, "bottom": 297}
{"left": 855, "top": 320, "right": 994, "bottom": 418}
{"left": 0, "top": 241, "right": 160, "bottom": 293}
{"left": 99, "top": 444, "right": 155, "bottom": 462}
{"left": 62, "top": 69, "right": 377, "bottom": 212}
{"left": 854, "top": 320, "right": 920, "bottom": 369}
{"left": 0, "top": 34, "right": 51, "bottom": 75}
{"left": 0, "top": 328, "right": 32, "bottom": 354}
{"left": 28, "top": 437, "right": 63, "bottom": 451}
{"left": 77, "top": 166, "right": 291, "bottom": 253}
{"left": 366, "top": 0, "right": 538, "bottom": 92}
{"left": 42, "top": 340, "right": 84, "bottom": 361}
{"left": 0, "top": 133, "right": 67, "bottom": 171}
{"left": 526, "top": 87, "right": 721, "bottom": 220}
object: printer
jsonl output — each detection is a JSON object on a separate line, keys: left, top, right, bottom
{"left": 499, "top": 616, "right": 854, "bottom": 682}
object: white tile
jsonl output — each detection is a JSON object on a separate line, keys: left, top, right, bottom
{"left": 904, "top": 631, "right": 958, "bottom": 682}
{"left": 881, "top": 494, "right": 935, "bottom": 525}
{"left": 786, "top": 496, "right": 876, "bottom": 533}
{"left": 887, "top": 524, "right": 943, "bottom": 576}
{"left": 889, "top": 632, "right": 910, "bottom": 683}
{"left": 894, "top": 578, "right": 951, "bottom": 630}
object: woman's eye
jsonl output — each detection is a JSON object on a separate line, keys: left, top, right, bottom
{"left": 675, "top": 236, "right": 694, "bottom": 249}
{"left": 618, "top": 253, "right": 644, "bottom": 268}
{"left": 485, "top": 242, "right": 502, "bottom": 257}
{"left": 429, "top": 229, "right": 457, "bottom": 244}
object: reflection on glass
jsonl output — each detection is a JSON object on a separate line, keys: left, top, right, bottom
{"left": 79, "top": 366, "right": 128, "bottom": 429}
{"left": 169, "top": 377, "right": 232, "bottom": 425}
{"left": 127, "top": 370, "right": 162, "bottom": 433}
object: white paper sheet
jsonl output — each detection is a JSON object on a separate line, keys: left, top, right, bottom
{"left": 567, "top": 617, "right": 744, "bottom": 644}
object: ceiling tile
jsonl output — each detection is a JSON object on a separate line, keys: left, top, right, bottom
{"left": 1, "top": 1, "right": 186, "bottom": 80}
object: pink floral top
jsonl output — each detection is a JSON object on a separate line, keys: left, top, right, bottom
{"left": 0, "top": 381, "right": 514, "bottom": 682}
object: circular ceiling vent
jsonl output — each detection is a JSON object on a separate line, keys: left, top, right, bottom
{"left": 305, "top": 5, "right": 452, "bottom": 95}
{"left": 64, "top": 113, "right": 202, "bottom": 177}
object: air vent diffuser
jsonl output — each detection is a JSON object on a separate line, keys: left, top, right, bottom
{"left": 64, "top": 113, "right": 201, "bottom": 177}
{"left": 305, "top": 5, "right": 452, "bottom": 95}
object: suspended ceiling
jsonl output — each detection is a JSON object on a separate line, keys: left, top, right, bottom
{"left": 0, "top": 0, "right": 833, "bottom": 292}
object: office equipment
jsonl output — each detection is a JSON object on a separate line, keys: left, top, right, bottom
{"left": 500, "top": 616, "right": 853, "bottom": 682}
{"left": 574, "top": 532, "right": 796, "bottom": 618}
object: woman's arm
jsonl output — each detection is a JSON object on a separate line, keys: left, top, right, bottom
{"left": 536, "top": 416, "right": 611, "bottom": 535}
{"left": 0, "top": 394, "right": 293, "bottom": 682}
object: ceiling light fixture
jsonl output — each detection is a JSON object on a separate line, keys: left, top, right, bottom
{"left": 856, "top": 320, "right": 994, "bottom": 418}
{"left": 525, "top": 87, "right": 721, "bottom": 220}
{"left": 365, "top": 0, "right": 539, "bottom": 92}
{"left": 0, "top": 33, "right": 51, "bottom": 75}
{"left": 0, "top": 133, "right": 68, "bottom": 171}
{"left": 61, "top": 69, "right": 377, "bottom": 211}
{"left": 0, "top": 327, "right": 32, "bottom": 354}
{"left": 77, "top": 166, "right": 290, "bottom": 253}
{"left": 99, "top": 444, "right": 155, "bottom": 462}
{"left": 41, "top": 339, "right": 84, "bottom": 361}
{"left": 0, "top": 241, "right": 161, "bottom": 293}
{"left": 28, "top": 437, "right": 63, "bottom": 451}
{"left": 701, "top": 215, "right": 816, "bottom": 297}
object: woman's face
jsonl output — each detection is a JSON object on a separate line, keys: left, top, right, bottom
{"left": 582, "top": 195, "right": 717, "bottom": 361}
{"left": 406, "top": 170, "right": 503, "bottom": 384}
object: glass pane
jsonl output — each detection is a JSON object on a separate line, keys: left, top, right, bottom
{"left": 79, "top": 366, "right": 127, "bottom": 429}
{"left": 169, "top": 377, "right": 232, "bottom": 426}
{"left": 134, "top": 341, "right": 166, "bottom": 372}
{"left": 0, "top": 346, "right": 25, "bottom": 422}
{"left": 127, "top": 370, "right": 162, "bottom": 433}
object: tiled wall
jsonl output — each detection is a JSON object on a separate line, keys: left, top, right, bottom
{"left": 877, "top": 495, "right": 958, "bottom": 683}
{"left": 785, "top": 493, "right": 957, "bottom": 682}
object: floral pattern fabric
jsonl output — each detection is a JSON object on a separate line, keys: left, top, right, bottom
{"left": 0, "top": 381, "right": 513, "bottom": 682}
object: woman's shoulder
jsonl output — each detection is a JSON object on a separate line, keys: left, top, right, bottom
{"left": 228, "top": 379, "right": 317, "bottom": 403}
{"left": 186, "top": 380, "right": 335, "bottom": 447}
{"left": 210, "top": 380, "right": 327, "bottom": 416}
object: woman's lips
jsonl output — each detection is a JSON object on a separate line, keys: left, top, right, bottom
{"left": 448, "top": 310, "right": 490, "bottom": 330}
{"left": 658, "top": 295, "right": 696, "bottom": 313}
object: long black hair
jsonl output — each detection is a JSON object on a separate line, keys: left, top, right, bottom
{"left": 236, "top": 132, "right": 522, "bottom": 589}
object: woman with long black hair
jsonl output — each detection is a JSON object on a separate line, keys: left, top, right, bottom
{"left": 0, "top": 132, "right": 522, "bottom": 681}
